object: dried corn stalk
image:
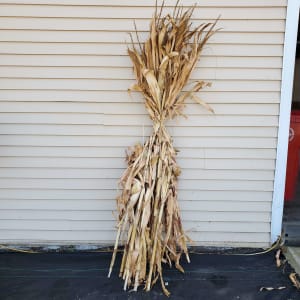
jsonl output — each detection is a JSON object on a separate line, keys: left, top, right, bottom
{"left": 108, "top": 3, "right": 218, "bottom": 296}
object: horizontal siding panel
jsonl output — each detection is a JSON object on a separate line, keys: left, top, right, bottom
{"left": 0, "top": 55, "right": 283, "bottom": 69}
{"left": 0, "top": 219, "right": 120, "bottom": 231}
{"left": 0, "top": 147, "right": 277, "bottom": 159}
{"left": 0, "top": 199, "right": 271, "bottom": 212}
{"left": 0, "top": 178, "right": 274, "bottom": 191}
{"left": 0, "top": 90, "right": 281, "bottom": 104}
{"left": 0, "top": 168, "right": 275, "bottom": 181}
{"left": 0, "top": 136, "right": 277, "bottom": 148}
{"left": 0, "top": 156, "right": 274, "bottom": 169}
{"left": 0, "top": 113, "right": 279, "bottom": 127}
{"left": 0, "top": 30, "right": 285, "bottom": 45}
{"left": 0, "top": 230, "right": 270, "bottom": 244}
{"left": 0, "top": 79, "right": 282, "bottom": 91}
{"left": 205, "top": 159, "right": 275, "bottom": 170}
{"left": 0, "top": 157, "right": 275, "bottom": 170}
{"left": 0, "top": 190, "right": 273, "bottom": 201}
{"left": 0, "top": 18, "right": 286, "bottom": 32}
{"left": 203, "top": 148, "right": 277, "bottom": 159}
{"left": 0, "top": 219, "right": 270, "bottom": 233}
{"left": 0, "top": 124, "right": 279, "bottom": 137}
{"left": 0, "top": 209, "right": 271, "bottom": 222}
{"left": 0, "top": 66, "right": 283, "bottom": 81}
{"left": 105, "top": 115, "right": 280, "bottom": 127}
{"left": 79, "top": 179, "right": 268, "bottom": 190}
{"left": 0, "top": 102, "right": 279, "bottom": 115}
{"left": 0, "top": 1, "right": 287, "bottom": 7}
{"left": 0, "top": 5, "right": 286, "bottom": 20}
{"left": 0, "top": 156, "right": 129, "bottom": 168}
{"left": 0, "top": 42, "right": 284, "bottom": 56}
{"left": 0, "top": 148, "right": 277, "bottom": 160}
{"left": 0, "top": 210, "right": 116, "bottom": 221}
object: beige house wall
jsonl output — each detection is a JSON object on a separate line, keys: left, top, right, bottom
{"left": 0, "top": 0, "right": 287, "bottom": 247}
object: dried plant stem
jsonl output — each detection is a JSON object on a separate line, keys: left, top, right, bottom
{"left": 107, "top": 225, "right": 121, "bottom": 278}
{"left": 110, "top": 124, "right": 190, "bottom": 295}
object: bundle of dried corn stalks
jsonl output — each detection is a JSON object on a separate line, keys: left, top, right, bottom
{"left": 108, "top": 3, "right": 218, "bottom": 296}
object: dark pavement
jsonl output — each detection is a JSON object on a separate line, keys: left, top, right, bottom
{"left": 0, "top": 250, "right": 299, "bottom": 300}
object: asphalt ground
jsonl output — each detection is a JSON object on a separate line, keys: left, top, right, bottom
{"left": 0, "top": 250, "right": 299, "bottom": 300}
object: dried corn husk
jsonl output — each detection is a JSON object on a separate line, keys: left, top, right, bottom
{"left": 108, "top": 2, "right": 218, "bottom": 296}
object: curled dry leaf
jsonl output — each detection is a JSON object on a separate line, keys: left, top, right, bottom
{"left": 275, "top": 249, "right": 282, "bottom": 268}
{"left": 259, "top": 286, "right": 286, "bottom": 292}
{"left": 289, "top": 272, "right": 300, "bottom": 289}
{"left": 108, "top": 2, "right": 218, "bottom": 296}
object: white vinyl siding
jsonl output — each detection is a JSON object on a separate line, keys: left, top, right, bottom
{"left": 0, "top": 0, "right": 287, "bottom": 247}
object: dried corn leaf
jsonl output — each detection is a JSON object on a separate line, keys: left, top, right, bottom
{"left": 142, "top": 69, "right": 161, "bottom": 106}
{"left": 191, "top": 93, "right": 214, "bottom": 113}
